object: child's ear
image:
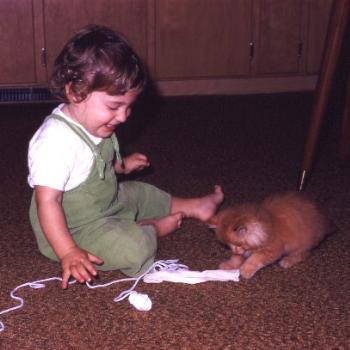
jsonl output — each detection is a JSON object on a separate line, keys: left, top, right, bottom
{"left": 206, "top": 215, "right": 218, "bottom": 229}
{"left": 65, "top": 83, "right": 79, "bottom": 103}
{"left": 65, "top": 83, "right": 72, "bottom": 99}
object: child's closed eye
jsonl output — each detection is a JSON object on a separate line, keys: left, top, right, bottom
{"left": 107, "top": 105, "right": 120, "bottom": 111}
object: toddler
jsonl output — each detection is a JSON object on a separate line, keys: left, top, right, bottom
{"left": 28, "top": 24, "right": 224, "bottom": 289}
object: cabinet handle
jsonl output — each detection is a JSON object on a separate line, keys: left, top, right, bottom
{"left": 298, "top": 42, "right": 303, "bottom": 58}
{"left": 249, "top": 42, "right": 255, "bottom": 58}
{"left": 40, "top": 48, "right": 47, "bottom": 66}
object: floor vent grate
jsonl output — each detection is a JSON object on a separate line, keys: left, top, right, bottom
{"left": 0, "top": 88, "right": 57, "bottom": 103}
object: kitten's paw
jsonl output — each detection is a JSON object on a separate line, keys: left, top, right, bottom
{"left": 240, "top": 263, "right": 262, "bottom": 279}
{"left": 219, "top": 255, "right": 244, "bottom": 270}
{"left": 240, "top": 267, "right": 256, "bottom": 279}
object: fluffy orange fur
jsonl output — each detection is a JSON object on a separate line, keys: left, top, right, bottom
{"left": 209, "top": 191, "right": 332, "bottom": 279}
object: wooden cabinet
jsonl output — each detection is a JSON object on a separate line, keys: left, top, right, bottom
{"left": 0, "top": 0, "right": 333, "bottom": 96}
{"left": 0, "top": 0, "right": 45, "bottom": 85}
{"left": 153, "top": 0, "right": 252, "bottom": 79}
{"left": 153, "top": 0, "right": 332, "bottom": 80}
{"left": 252, "top": 0, "right": 304, "bottom": 75}
{"left": 153, "top": 0, "right": 332, "bottom": 95}
{"left": 42, "top": 0, "right": 148, "bottom": 77}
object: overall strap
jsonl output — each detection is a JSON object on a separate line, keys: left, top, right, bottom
{"left": 111, "top": 133, "right": 123, "bottom": 165}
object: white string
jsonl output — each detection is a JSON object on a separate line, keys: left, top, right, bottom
{"left": 0, "top": 259, "right": 186, "bottom": 333}
{"left": 112, "top": 259, "right": 188, "bottom": 302}
{"left": 0, "top": 277, "right": 77, "bottom": 333}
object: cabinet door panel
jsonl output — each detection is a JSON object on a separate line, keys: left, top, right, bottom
{"left": 0, "top": 0, "right": 36, "bottom": 84}
{"left": 43, "top": 0, "right": 147, "bottom": 75}
{"left": 155, "top": 0, "right": 252, "bottom": 79}
{"left": 307, "top": 0, "right": 333, "bottom": 73}
{"left": 253, "top": 0, "right": 302, "bottom": 75}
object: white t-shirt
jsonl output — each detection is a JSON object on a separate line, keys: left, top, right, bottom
{"left": 27, "top": 105, "right": 103, "bottom": 191}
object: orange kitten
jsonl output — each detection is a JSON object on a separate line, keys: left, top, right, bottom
{"left": 208, "top": 191, "right": 332, "bottom": 279}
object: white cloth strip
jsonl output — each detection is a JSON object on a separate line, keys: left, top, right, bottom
{"left": 143, "top": 268, "right": 240, "bottom": 284}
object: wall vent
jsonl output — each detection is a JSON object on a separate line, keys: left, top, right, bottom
{"left": 0, "top": 88, "right": 57, "bottom": 103}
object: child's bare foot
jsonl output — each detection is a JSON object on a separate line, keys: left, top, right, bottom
{"left": 197, "top": 185, "right": 224, "bottom": 220}
{"left": 138, "top": 212, "right": 184, "bottom": 237}
{"left": 171, "top": 185, "right": 224, "bottom": 222}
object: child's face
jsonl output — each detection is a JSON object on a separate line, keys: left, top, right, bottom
{"left": 66, "top": 89, "right": 139, "bottom": 138}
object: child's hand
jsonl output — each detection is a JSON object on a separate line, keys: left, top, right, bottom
{"left": 118, "top": 152, "right": 150, "bottom": 174}
{"left": 60, "top": 246, "right": 103, "bottom": 289}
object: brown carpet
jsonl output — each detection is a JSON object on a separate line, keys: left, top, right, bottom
{"left": 0, "top": 93, "right": 349, "bottom": 349}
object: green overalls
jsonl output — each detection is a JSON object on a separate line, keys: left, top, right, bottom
{"left": 29, "top": 114, "right": 171, "bottom": 276}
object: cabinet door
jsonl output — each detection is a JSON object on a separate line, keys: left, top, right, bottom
{"left": 306, "top": 0, "right": 333, "bottom": 74}
{"left": 154, "top": 0, "right": 252, "bottom": 80}
{"left": 252, "top": 0, "right": 303, "bottom": 75}
{"left": 0, "top": 0, "right": 37, "bottom": 84}
{"left": 43, "top": 0, "right": 147, "bottom": 76}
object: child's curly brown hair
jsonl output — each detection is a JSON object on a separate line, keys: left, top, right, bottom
{"left": 50, "top": 24, "right": 147, "bottom": 103}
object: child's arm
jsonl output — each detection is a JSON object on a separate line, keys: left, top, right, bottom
{"left": 114, "top": 152, "right": 150, "bottom": 174}
{"left": 34, "top": 185, "right": 103, "bottom": 289}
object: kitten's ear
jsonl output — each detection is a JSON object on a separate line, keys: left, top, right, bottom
{"left": 207, "top": 215, "right": 218, "bottom": 229}
{"left": 234, "top": 225, "right": 247, "bottom": 236}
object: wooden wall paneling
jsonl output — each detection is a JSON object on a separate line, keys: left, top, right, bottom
{"left": 0, "top": 0, "right": 37, "bottom": 85}
{"left": 306, "top": 0, "right": 333, "bottom": 74}
{"left": 43, "top": 0, "right": 148, "bottom": 76}
{"left": 154, "top": 0, "right": 252, "bottom": 80}
{"left": 252, "top": 0, "right": 303, "bottom": 75}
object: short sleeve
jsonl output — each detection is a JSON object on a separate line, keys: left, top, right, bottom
{"left": 27, "top": 118, "right": 90, "bottom": 191}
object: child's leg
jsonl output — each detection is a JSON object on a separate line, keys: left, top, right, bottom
{"left": 138, "top": 185, "right": 224, "bottom": 237}
{"left": 76, "top": 217, "right": 158, "bottom": 277}
{"left": 119, "top": 181, "right": 224, "bottom": 237}
{"left": 118, "top": 181, "right": 184, "bottom": 237}
{"left": 171, "top": 185, "right": 224, "bottom": 221}
{"left": 138, "top": 212, "right": 184, "bottom": 237}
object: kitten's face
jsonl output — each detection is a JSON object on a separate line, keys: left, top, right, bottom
{"left": 209, "top": 205, "right": 268, "bottom": 250}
